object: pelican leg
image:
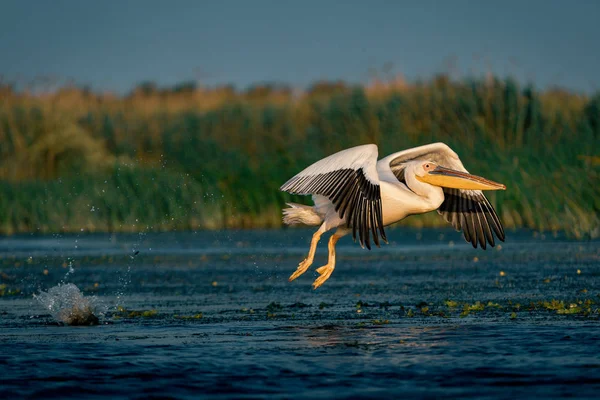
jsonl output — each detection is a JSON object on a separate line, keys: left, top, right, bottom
{"left": 289, "top": 224, "right": 327, "bottom": 282}
{"left": 312, "top": 229, "right": 348, "bottom": 289}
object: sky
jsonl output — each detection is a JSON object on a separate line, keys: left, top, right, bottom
{"left": 1, "top": 0, "right": 599, "bottom": 93}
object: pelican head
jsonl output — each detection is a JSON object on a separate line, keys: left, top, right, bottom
{"left": 415, "top": 162, "right": 506, "bottom": 191}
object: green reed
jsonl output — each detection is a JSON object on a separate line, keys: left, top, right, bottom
{"left": 0, "top": 76, "right": 598, "bottom": 237}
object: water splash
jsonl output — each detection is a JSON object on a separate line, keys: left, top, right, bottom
{"left": 34, "top": 283, "right": 105, "bottom": 326}
{"left": 61, "top": 257, "right": 75, "bottom": 282}
{"left": 115, "top": 235, "right": 143, "bottom": 308}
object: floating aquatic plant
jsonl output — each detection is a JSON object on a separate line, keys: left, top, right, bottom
{"left": 0, "top": 284, "right": 21, "bottom": 297}
{"left": 114, "top": 306, "right": 158, "bottom": 318}
{"left": 174, "top": 313, "right": 203, "bottom": 320}
{"left": 444, "top": 300, "right": 459, "bottom": 308}
{"left": 371, "top": 319, "right": 390, "bottom": 325}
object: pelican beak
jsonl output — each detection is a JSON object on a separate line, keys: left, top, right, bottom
{"left": 417, "top": 166, "right": 506, "bottom": 191}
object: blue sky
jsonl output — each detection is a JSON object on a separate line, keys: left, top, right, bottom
{"left": 1, "top": 0, "right": 599, "bottom": 93}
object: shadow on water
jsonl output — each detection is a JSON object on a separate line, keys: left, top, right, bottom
{"left": 1, "top": 228, "right": 599, "bottom": 398}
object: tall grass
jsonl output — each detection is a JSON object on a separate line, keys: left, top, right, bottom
{"left": 0, "top": 76, "right": 598, "bottom": 238}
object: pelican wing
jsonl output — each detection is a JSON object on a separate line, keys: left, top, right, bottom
{"left": 381, "top": 142, "right": 505, "bottom": 249}
{"left": 280, "top": 144, "right": 386, "bottom": 249}
{"left": 437, "top": 188, "right": 505, "bottom": 249}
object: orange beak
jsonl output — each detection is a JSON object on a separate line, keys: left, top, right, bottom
{"left": 417, "top": 166, "right": 506, "bottom": 191}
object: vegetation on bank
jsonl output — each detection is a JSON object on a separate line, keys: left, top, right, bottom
{"left": 0, "top": 75, "right": 598, "bottom": 237}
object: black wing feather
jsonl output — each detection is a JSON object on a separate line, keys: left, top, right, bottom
{"left": 438, "top": 188, "right": 504, "bottom": 249}
{"left": 281, "top": 168, "right": 386, "bottom": 249}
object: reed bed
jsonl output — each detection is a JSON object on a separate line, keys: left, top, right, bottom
{"left": 0, "top": 76, "right": 598, "bottom": 238}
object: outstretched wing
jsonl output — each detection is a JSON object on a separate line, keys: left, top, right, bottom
{"left": 280, "top": 144, "right": 386, "bottom": 249}
{"left": 437, "top": 188, "right": 505, "bottom": 249}
{"left": 380, "top": 142, "right": 505, "bottom": 249}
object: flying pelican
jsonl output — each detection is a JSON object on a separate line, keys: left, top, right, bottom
{"left": 280, "top": 142, "right": 506, "bottom": 289}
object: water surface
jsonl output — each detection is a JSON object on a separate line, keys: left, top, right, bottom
{"left": 1, "top": 229, "right": 599, "bottom": 399}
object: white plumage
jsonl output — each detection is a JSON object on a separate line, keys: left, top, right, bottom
{"left": 285, "top": 144, "right": 380, "bottom": 185}
{"left": 281, "top": 142, "right": 506, "bottom": 289}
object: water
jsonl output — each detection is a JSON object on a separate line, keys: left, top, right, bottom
{"left": 34, "top": 283, "right": 103, "bottom": 326}
{"left": 1, "top": 228, "right": 599, "bottom": 399}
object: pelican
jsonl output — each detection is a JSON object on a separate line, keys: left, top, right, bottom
{"left": 280, "top": 142, "right": 506, "bottom": 289}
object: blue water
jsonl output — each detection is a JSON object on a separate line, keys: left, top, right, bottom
{"left": 1, "top": 229, "right": 599, "bottom": 399}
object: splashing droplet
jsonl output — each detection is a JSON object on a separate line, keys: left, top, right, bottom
{"left": 34, "top": 283, "right": 104, "bottom": 326}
